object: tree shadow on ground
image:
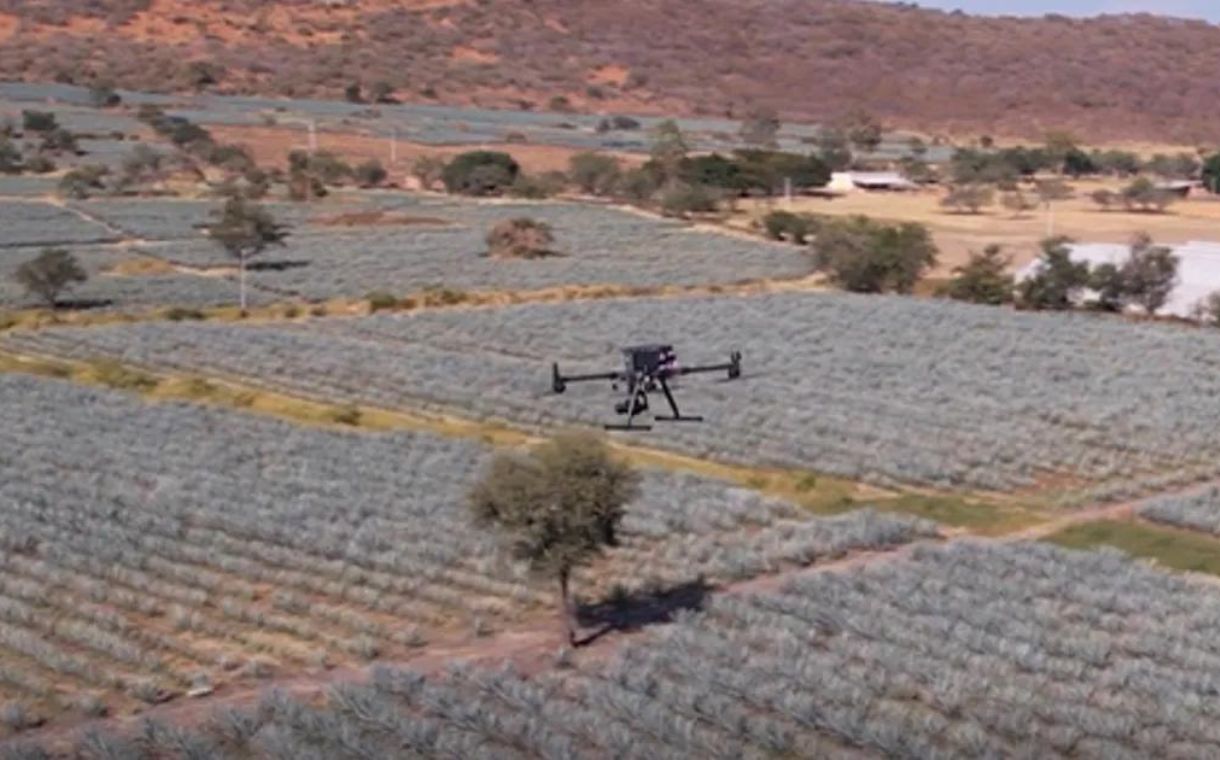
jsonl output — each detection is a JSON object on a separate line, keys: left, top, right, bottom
{"left": 573, "top": 577, "right": 711, "bottom": 647}
{"left": 248, "top": 260, "right": 310, "bottom": 272}
{"left": 52, "top": 297, "right": 115, "bottom": 311}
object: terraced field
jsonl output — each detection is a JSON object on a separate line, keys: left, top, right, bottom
{"left": 16, "top": 541, "right": 1220, "bottom": 758}
{"left": 0, "top": 374, "right": 930, "bottom": 726}
{"left": 13, "top": 291, "right": 1220, "bottom": 498}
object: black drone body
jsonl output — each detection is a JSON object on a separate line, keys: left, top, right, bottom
{"left": 551, "top": 344, "right": 742, "bottom": 431}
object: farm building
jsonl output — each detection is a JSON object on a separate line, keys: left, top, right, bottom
{"left": 1015, "top": 241, "right": 1220, "bottom": 319}
{"left": 827, "top": 171, "right": 919, "bottom": 193}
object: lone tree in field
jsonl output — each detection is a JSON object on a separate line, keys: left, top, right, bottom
{"left": 204, "top": 197, "right": 289, "bottom": 313}
{"left": 468, "top": 432, "right": 639, "bottom": 645}
{"left": 486, "top": 218, "right": 558, "bottom": 259}
{"left": 13, "top": 248, "right": 87, "bottom": 308}
{"left": 940, "top": 184, "right": 994, "bottom": 214}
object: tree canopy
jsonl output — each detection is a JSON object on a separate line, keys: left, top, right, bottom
{"left": 812, "top": 216, "right": 938, "bottom": 294}
{"left": 13, "top": 248, "right": 87, "bottom": 308}
{"left": 468, "top": 432, "right": 639, "bottom": 644}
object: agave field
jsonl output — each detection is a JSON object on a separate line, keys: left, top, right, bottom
{"left": 0, "top": 202, "right": 117, "bottom": 250}
{"left": 1140, "top": 486, "right": 1220, "bottom": 535}
{"left": 0, "top": 374, "right": 930, "bottom": 724}
{"left": 68, "top": 195, "right": 808, "bottom": 300}
{"left": 14, "top": 540, "right": 1220, "bottom": 758}
{"left": 14, "top": 291, "right": 1220, "bottom": 497}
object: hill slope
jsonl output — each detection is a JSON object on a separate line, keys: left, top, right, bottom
{"left": 1, "top": 0, "right": 1218, "bottom": 142}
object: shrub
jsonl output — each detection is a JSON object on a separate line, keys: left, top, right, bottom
{"left": 12, "top": 248, "right": 87, "bottom": 308}
{"left": 442, "top": 151, "right": 520, "bottom": 196}
{"left": 659, "top": 182, "right": 720, "bottom": 217}
{"left": 0, "top": 136, "right": 21, "bottom": 174}
{"left": 22, "top": 154, "right": 55, "bottom": 174}
{"left": 164, "top": 307, "right": 206, "bottom": 322}
{"left": 762, "top": 210, "right": 813, "bottom": 244}
{"left": 354, "top": 159, "right": 388, "bottom": 188}
{"left": 1090, "top": 188, "right": 1118, "bottom": 211}
{"left": 812, "top": 216, "right": 938, "bottom": 293}
{"left": 940, "top": 245, "right": 1013, "bottom": 305}
{"left": 58, "top": 165, "right": 109, "bottom": 199}
{"left": 328, "top": 404, "right": 362, "bottom": 426}
{"left": 1121, "top": 177, "right": 1175, "bottom": 213}
{"left": 568, "top": 152, "right": 621, "bottom": 195}
{"left": 89, "top": 360, "right": 159, "bottom": 392}
{"left": 21, "top": 110, "right": 57, "bottom": 133}
{"left": 366, "top": 291, "right": 400, "bottom": 312}
{"left": 508, "top": 171, "right": 564, "bottom": 199}
{"left": 486, "top": 218, "right": 558, "bottom": 259}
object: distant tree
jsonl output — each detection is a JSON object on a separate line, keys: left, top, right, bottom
{"left": 441, "top": 151, "right": 520, "bottom": 196}
{"left": 614, "top": 166, "right": 665, "bottom": 202}
{"left": 508, "top": 171, "right": 565, "bottom": 199}
{"left": 116, "top": 145, "right": 166, "bottom": 191}
{"left": 568, "top": 152, "right": 621, "bottom": 195}
{"left": 344, "top": 82, "right": 363, "bottom": 103}
{"left": 1194, "top": 291, "right": 1220, "bottom": 326}
{"left": 1144, "top": 152, "right": 1199, "bottom": 180}
{"left": 548, "top": 95, "right": 573, "bottom": 112}
{"left": 1001, "top": 189, "right": 1036, "bottom": 218}
{"left": 899, "top": 156, "right": 935, "bottom": 184}
{"left": 762, "top": 210, "right": 815, "bottom": 244}
{"left": 1062, "top": 148, "right": 1098, "bottom": 178}
{"left": 204, "top": 197, "right": 290, "bottom": 313}
{"left": 1203, "top": 153, "right": 1220, "bottom": 194}
{"left": 21, "top": 110, "right": 57, "bottom": 134}
{"left": 1088, "top": 261, "right": 1125, "bottom": 312}
{"left": 1090, "top": 188, "right": 1118, "bottom": 211}
{"left": 907, "top": 136, "right": 928, "bottom": 157}
{"left": 1034, "top": 178, "right": 1074, "bottom": 235}
{"left": 1043, "top": 131, "right": 1079, "bottom": 172}
{"left": 844, "top": 111, "right": 883, "bottom": 153}
{"left": 410, "top": 155, "right": 447, "bottom": 191}
{"left": 1093, "top": 149, "right": 1142, "bottom": 178}
{"left": 468, "top": 432, "right": 639, "bottom": 645}
{"left": 739, "top": 105, "right": 780, "bottom": 148}
{"left": 812, "top": 216, "right": 938, "bottom": 294}
{"left": 941, "top": 245, "right": 1013, "bottom": 305}
{"left": 941, "top": 184, "right": 994, "bottom": 214}
{"left": 1121, "top": 177, "right": 1174, "bottom": 213}
{"left": 731, "top": 149, "right": 831, "bottom": 196}
{"left": 815, "top": 127, "right": 853, "bottom": 172}
{"left": 649, "top": 120, "right": 689, "bottom": 173}
{"left": 1121, "top": 232, "right": 1178, "bottom": 315}
{"left": 39, "top": 127, "right": 78, "bottom": 155}
{"left": 659, "top": 182, "right": 721, "bottom": 218}
{"left": 1016, "top": 237, "right": 1090, "bottom": 310}
{"left": 182, "top": 61, "right": 222, "bottom": 90}
{"left": 979, "top": 135, "right": 995, "bottom": 149}
{"left": 354, "top": 159, "right": 387, "bottom": 188}
{"left": 57, "top": 165, "right": 108, "bottom": 199}
{"left": 486, "top": 217, "right": 558, "bottom": 259}
{"left": 87, "top": 80, "right": 121, "bottom": 108}
{"left": 0, "top": 137, "right": 21, "bottom": 174}
{"left": 13, "top": 248, "right": 86, "bottom": 308}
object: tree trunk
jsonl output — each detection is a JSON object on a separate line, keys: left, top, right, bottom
{"left": 239, "top": 253, "right": 247, "bottom": 315}
{"left": 558, "top": 566, "right": 576, "bottom": 646}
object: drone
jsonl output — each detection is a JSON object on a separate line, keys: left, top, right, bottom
{"left": 551, "top": 344, "right": 742, "bottom": 431}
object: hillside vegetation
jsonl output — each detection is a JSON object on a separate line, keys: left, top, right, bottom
{"left": 0, "top": 0, "right": 1219, "bottom": 142}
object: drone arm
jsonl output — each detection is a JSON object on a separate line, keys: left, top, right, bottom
{"left": 552, "top": 363, "right": 622, "bottom": 393}
{"left": 673, "top": 351, "right": 742, "bottom": 380}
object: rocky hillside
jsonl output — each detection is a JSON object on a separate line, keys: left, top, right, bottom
{"left": 1, "top": 0, "right": 1219, "bottom": 142}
